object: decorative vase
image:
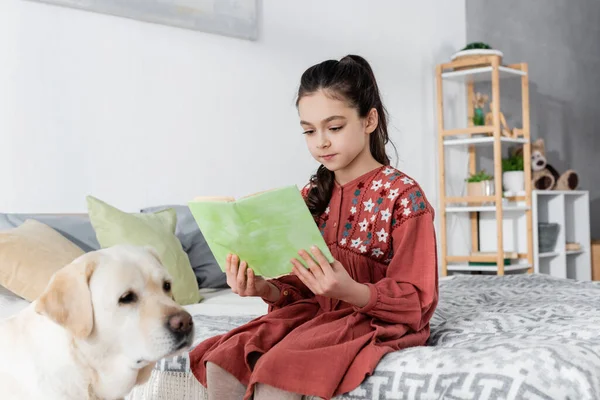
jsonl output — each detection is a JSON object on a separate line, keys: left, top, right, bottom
{"left": 502, "top": 171, "right": 524, "bottom": 192}
{"left": 473, "top": 107, "right": 485, "bottom": 126}
{"left": 467, "top": 180, "right": 494, "bottom": 197}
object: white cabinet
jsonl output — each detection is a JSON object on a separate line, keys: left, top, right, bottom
{"left": 532, "top": 190, "right": 591, "bottom": 280}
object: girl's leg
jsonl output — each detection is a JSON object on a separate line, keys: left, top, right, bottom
{"left": 206, "top": 361, "right": 246, "bottom": 400}
{"left": 253, "top": 383, "right": 303, "bottom": 400}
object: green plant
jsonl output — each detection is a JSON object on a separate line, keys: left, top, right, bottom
{"left": 466, "top": 170, "right": 493, "bottom": 183}
{"left": 462, "top": 42, "right": 492, "bottom": 50}
{"left": 502, "top": 154, "right": 524, "bottom": 172}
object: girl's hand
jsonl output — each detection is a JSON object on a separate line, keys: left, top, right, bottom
{"left": 290, "top": 246, "right": 370, "bottom": 307}
{"left": 226, "top": 254, "right": 278, "bottom": 301}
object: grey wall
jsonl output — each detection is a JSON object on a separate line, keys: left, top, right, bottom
{"left": 466, "top": 0, "right": 600, "bottom": 239}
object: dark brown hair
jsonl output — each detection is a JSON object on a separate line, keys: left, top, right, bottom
{"left": 296, "top": 55, "right": 396, "bottom": 217}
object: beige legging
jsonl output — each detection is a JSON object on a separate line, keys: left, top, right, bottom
{"left": 206, "top": 361, "right": 303, "bottom": 400}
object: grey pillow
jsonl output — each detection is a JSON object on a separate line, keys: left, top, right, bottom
{"left": 140, "top": 205, "right": 227, "bottom": 288}
{"left": 0, "top": 213, "right": 100, "bottom": 253}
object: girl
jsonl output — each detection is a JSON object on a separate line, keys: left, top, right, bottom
{"left": 190, "top": 55, "right": 439, "bottom": 400}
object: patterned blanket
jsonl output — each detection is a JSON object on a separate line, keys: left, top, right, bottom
{"left": 130, "top": 274, "right": 600, "bottom": 400}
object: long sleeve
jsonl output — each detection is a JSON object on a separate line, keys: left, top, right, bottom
{"left": 353, "top": 200, "right": 439, "bottom": 332}
{"left": 262, "top": 275, "right": 315, "bottom": 311}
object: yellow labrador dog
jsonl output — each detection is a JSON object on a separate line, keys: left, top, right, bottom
{"left": 0, "top": 245, "right": 195, "bottom": 400}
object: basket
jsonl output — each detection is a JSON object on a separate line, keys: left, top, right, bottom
{"left": 538, "top": 223, "right": 560, "bottom": 253}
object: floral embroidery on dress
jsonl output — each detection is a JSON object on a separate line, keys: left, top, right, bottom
{"left": 310, "top": 167, "right": 429, "bottom": 264}
{"left": 341, "top": 183, "right": 365, "bottom": 243}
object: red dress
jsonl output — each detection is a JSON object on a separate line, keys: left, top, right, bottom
{"left": 189, "top": 166, "right": 439, "bottom": 400}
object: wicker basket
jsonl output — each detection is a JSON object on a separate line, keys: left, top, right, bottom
{"left": 538, "top": 223, "right": 560, "bottom": 253}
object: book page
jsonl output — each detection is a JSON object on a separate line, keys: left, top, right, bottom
{"left": 189, "top": 186, "right": 333, "bottom": 278}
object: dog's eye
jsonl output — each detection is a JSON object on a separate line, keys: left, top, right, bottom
{"left": 163, "top": 281, "right": 171, "bottom": 293}
{"left": 118, "top": 291, "right": 138, "bottom": 305}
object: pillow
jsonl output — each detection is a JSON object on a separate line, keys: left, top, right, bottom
{"left": 0, "top": 219, "right": 85, "bottom": 302}
{"left": 140, "top": 205, "right": 227, "bottom": 289}
{"left": 0, "top": 213, "right": 100, "bottom": 252}
{"left": 86, "top": 196, "right": 201, "bottom": 305}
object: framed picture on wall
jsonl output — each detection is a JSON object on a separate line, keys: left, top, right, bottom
{"left": 23, "top": 0, "right": 259, "bottom": 40}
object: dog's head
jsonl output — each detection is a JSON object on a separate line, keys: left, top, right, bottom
{"left": 34, "top": 244, "right": 194, "bottom": 370}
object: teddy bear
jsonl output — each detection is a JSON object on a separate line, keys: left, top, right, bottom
{"left": 514, "top": 138, "right": 579, "bottom": 191}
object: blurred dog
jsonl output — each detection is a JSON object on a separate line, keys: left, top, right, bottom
{"left": 0, "top": 245, "right": 195, "bottom": 400}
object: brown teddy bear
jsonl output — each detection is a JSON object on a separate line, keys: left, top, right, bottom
{"left": 515, "top": 138, "right": 579, "bottom": 191}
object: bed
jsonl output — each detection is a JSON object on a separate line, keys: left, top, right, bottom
{"left": 1, "top": 274, "right": 599, "bottom": 399}
{"left": 122, "top": 273, "right": 600, "bottom": 400}
{"left": 1, "top": 212, "right": 599, "bottom": 399}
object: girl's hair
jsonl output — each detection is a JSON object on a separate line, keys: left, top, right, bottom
{"left": 296, "top": 54, "right": 396, "bottom": 217}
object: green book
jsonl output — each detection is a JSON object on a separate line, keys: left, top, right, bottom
{"left": 188, "top": 185, "right": 334, "bottom": 278}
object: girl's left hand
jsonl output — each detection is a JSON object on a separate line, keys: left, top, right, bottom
{"left": 290, "top": 246, "right": 357, "bottom": 302}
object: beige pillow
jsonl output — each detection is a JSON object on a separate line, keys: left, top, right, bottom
{"left": 0, "top": 219, "right": 85, "bottom": 302}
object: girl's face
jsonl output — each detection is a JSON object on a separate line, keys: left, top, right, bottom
{"left": 298, "top": 90, "right": 378, "bottom": 175}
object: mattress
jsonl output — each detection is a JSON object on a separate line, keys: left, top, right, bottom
{"left": 3, "top": 275, "right": 600, "bottom": 400}
{"left": 130, "top": 274, "right": 600, "bottom": 400}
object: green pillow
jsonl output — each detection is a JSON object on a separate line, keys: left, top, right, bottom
{"left": 86, "top": 195, "right": 201, "bottom": 305}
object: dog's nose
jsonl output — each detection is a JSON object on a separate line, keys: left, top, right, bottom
{"left": 167, "top": 311, "right": 193, "bottom": 335}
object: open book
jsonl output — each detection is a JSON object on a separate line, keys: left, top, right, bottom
{"left": 188, "top": 185, "right": 334, "bottom": 278}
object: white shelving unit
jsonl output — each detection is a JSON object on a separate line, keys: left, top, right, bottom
{"left": 532, "top": 190, "right": 592, "bottom": 280}
{"left": 436, "top": 56, "right": 534, "bottom": 276}
{"left": 478, "top": 190, "right": 592, "bottom": 280}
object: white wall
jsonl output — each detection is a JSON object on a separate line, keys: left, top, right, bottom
{"left": 0, "top": 0, "right": 466, "bottom": 213}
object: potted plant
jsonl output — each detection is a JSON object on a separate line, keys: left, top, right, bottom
{"left": 466, "top": 170, "right": 494, "bottom": 197}
{"left": 472, "top": 92, "right": 488, "bottom": 126}
{"left": 502, "top": 154, "right": 525, "bottom": 193}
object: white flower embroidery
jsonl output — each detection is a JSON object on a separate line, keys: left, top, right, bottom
{"left": 371, "top": 179, "right": 383, "bottom": 191}
{"left": 380, "top": 208, "right": 391, "bottom": 222}
{"left": 351, "top": 238, "right": 362, "bottom": 248}
{"left": 340, "top": 238, "right": 347, "bottom": 246}
{"left": 359, "top": 218, "right": 369, "bottom": 232}
{"left": 363, "top": 198, "right": 375, "bottom": 212}
{"left": 403, "top": 207, "right": 412, "bottom": 216}
{"left": 388, "top": 189, "right": 399, "bottom": 200}
{"left": 325, "top": 206, "right": 330, "bottom": 214}
{"left": 401, "top": 177, "right": 414, "bottom": 185}
{"left": 383, "top": 167, "right": 394, "bottom": 176}
{"left": 370, "top": 214, "right": 377, "bottom": 222}
{"left": 372, "top": 248, "right": 384, "bottom": 257}
{"left": 384, "top": 182, "right": 391, "bottom": 189}
{"left": 350, "top": 206, "right": 357, "bottom": 215}
{"left": 376, "top": 228, "right": 389, "bottom": 243}
{"left": 401, "top": 197, "right": 409, "bottom": 208}
{"left": 359, "top": 245, "right": 367, "bottom": 253}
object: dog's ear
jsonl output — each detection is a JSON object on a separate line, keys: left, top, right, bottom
{"left": 35, "top": 256, "right": 97, "bottom": 339}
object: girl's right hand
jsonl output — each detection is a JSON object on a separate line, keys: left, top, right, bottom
{"left": 226, "top": 254, "right": 278, "bottom": 300}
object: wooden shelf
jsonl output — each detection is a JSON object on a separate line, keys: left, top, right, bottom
{"left": 443, "top": 136, "right": 529, "bottom": 146}
{"left": 447, "top": 253, "right": 518, "bottom": 263}
{"left": 539, "top": 252, "right": 560, "bottom": 258}
{"left": 441, "top": 66, "right": 527, "bottom": 83}
{"left": 447, "top": 264, "right": 531, "bottom": 273}
{"left": 442, "top": 126, "right": 494, "bottom": 136}
{"left": 445, "top": 196, "right": 496, "bottom": 204}
{"left": 436, "top": 58, "right": 534, "bottom": 277}
{"left": 446, "top": 204, "right": 529, "bottom": 213}
{"left": 534, "top": 190, "right": 589, "bottom": 196}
